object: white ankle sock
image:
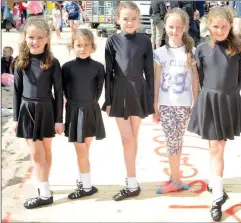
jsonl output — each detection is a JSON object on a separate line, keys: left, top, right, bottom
{"left": 212, "top": 176, "right": 224, "bottom": 201}
{"left": 39, "top": 181, "right": 51, "bottom": 198}
{"left": 82, "top": 172, "right": 92, "bottom": 191}
{"left": 78, "top": 171, "right": 82, "bottom": 183}
{"left": 127, "top": 177, "right": 138, "bottom": 189}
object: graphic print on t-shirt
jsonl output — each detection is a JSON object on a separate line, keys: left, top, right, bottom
{"left": 153, "top": 46, "right": 194, "bottom": 106}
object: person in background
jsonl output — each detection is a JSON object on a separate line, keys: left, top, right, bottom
{"left": 52, "top": 2, "right": 62, "bottom": 39}
{"left": 149, "top": 0, "right": 166, "bottom": 49}
{"left": 65, "top": 1, "right": 80, "bottom": 33}
{"left": 1, "top": 46, "right": 14, "bottom": 74}
{"left": 23, "top": 1, "right": 43, "bottom": 17}
{"left": 196, "top": 1, "right": 206, "bottom": 18}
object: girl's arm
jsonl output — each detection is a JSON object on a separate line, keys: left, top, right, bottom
{"left": 103, "top": 37, "right": 114, "bottom": 108}
{"left": 144, "top": 39, "right": 154, "bottom": 104}
{"left": 96, "top": 64, "right": 105, "bottom": 101}
{"left": 194, "top": 46, "right": 205, "bottom": 88}
{"left": 154, "top": 61, "right": 162, "bottom": 111}
{"left": 13, "top": 69, "right": 23, "bottom": 121}
{"left": 191, "top": 61, "right": 200, "bottom": 107}
{"left": 52, "top": 59, "right": 63, "bottom": 123}
{"left": 61, "top": 63, "right": 69, "bottom": 100}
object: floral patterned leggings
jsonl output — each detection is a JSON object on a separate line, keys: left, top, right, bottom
{"left": 159, "top": 105, "right": 190, "bottom": 156}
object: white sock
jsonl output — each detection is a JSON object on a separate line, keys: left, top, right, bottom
{"left": 78, "top": 171, "right": 82, "bottom": 183}
{"left": 82, "top": 172, "right": 92, "bottom": 191}
{"left": 127, "top": 177, "right": 138, "bottom": 189}
{"left": 212, "top": 176, "right": 224, "bottom": 201}
{"left": 39, "top": 181, "right": 51, "bottom": 199}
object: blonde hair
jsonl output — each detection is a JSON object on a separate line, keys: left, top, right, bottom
{"left": 207, "top": 6, "right": 241, "bottom": 55}
{"left": 69, "top": 29, "right": 96, "bottom": 52}
{"left": 15, "top": 16, "right": 54, "bottom": 70}
{"left": 164, "top": 8, "right": 195, "bottom": 70}
{"left": 116, "top": 1, "right": 140, "bottom": 19}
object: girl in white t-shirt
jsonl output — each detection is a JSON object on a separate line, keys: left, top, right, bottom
{"left": 153, "top": 8, "right": 199, "bottom": 194}
{"left": 52, "top": 2, "right": 62, "bottom": 39}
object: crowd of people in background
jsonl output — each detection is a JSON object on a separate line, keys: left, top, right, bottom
{"left": 149, "top": 1, "right": 241, "bottom": 48}
{"left": 1, "top": 1, "right": 86, "bottom": 32}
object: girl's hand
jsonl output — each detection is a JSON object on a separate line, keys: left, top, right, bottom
{"left": 55, "top": 123, "right": 64, "bottom": 135}
{"left": 152, "top": 112, "right": 160, "bottom": 123}
{"left": 13, "top": 121, "right": 18, "bottom": 133}
{"left": 106, "top": 106, "right": 111, "bottom": 116}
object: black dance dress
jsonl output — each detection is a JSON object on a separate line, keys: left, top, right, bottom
{"left": 102, "top": 32, "right": 155, "bottom": 119}
{"left": 188, "top": 41, "right": 241, "bottom": 140}
{"left": 13, "top": 53, "right": 63, "bottom": 141}
{"left": 62, "top": 57, "right": 106, "bottom": 143}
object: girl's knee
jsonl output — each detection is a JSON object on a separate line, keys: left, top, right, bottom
{"left": 32, "top": 151, "right": 45, "bottom": 163}
{"left": 75, "top": 143, "right": 89, "bottom": 158}
{"left": 209, "top": 141, "right": 225, "bottom": 156}
{"left": 121, "top": 137, "right": 134, "bottom": 148}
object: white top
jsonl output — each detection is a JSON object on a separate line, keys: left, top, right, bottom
{"left": 52, "top": 9, "right": 61, "bottom": 23}
{"left": 154, "top": 45, "right": 195, "bottom": 107}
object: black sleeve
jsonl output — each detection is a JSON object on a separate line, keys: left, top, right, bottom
{"left": 194, "top": 46, "right": 205, "bottom": 88}
{"left": 13, "top": 69, "right": 23, "bottom": 121}
{"left": 104, "top": 37, "right": 114, "bottom": 106}
{"left": 96, "top": 63, "right": 105, "bottom": 101}
{"left": 149, "top": 5, "right": 153, "bottom": 16}
{"left": 61, "top": 63, "right": 69, "bottom": 99}
{"left": 144, "top": 38, "right": 154, "bottom": 103}
{"left": 52, "top": 59, "right": 63, "bottom": 123}
{"left": 1, "top": 58, "right": 7, "bottom": 74}
{"left": 193, "top": 1, "right": 197, "bottom": 11}
{"left": 159, "top": 2, "right": 166, "bottom": 19}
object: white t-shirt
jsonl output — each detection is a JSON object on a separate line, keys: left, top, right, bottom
{"left": 154, "top": 45, "right": 196, "bottom": 107}
{"left": 52, "top": 9, "right": 61, "bottom": 24}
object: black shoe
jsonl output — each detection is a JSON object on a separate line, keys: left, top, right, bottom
{"left": 24, "top": 196, "right": 53, "bottom": 209}
{"left": 113, "top": 187, "right": 141, "bottom": 201}
{"left": 68, "top": 186, "right": 98, "bottom": 200}
{"left": 37, "top": 188, "right": 53, "bottom": 196}
{"left": 210, "top": 191, "right": 229, "bottom": 222}
{"left": 207, "top": 184, "right": 212, "bottom": 193}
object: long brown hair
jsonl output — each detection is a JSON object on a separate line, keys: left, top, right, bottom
{"left": 207, "top": 6, "right": 241, "bottom": 56}
{"left": 15, "top": 16, "right": 54, "bottom": 70}
{"left": 164, "top": 8, "right": 195, "bottom": 70}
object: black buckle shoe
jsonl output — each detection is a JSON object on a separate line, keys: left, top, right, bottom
{"left": 113, "top": 187, "right": 141, "bottom": 201}
{"left": 37, "top": 188, "right": 53, "bottom": 196}
{"left": 207, "top": 184, "right": 212, "bottom": 193}
{"left": 210, "top": 191, "right": 229, "bottom": 222}
{"left": 24, "top": 196, "right": 53, "bottom": 209}
{"left": 68, "top": 186, "right": 98, "bottom": 200}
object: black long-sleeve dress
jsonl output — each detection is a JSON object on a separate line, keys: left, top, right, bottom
{"left": 13, "top": 53, "right": 63, "bottom": 141}
{"left": 188, "top": 41, "right": 241, "bottom": 140}
{"left": 102, "top": 32, "right": 155, "bottom": 119}
{"left": 62, "top": 57, "right": 106, "bottom": 143}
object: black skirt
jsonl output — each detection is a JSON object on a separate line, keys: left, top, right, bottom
{"left": 188, "top": 87, "right": 241, "bottom": 140}
{"left": 65, "top": 100, "right": 106, "bottom": 143}
{"left": 16, "top": 97, "right": 55, "bottom": 141}
{"left": 102, "top": 77, "right": 154, "bottom": 120}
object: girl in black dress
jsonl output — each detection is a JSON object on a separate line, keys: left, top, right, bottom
{"left": 62, "top": 29, "right": 105, "bottom": 199}
{"left": 102, "top": 1, "right": 154, "bottom": 201}
{"left": 13, "top": 17, "right": 64, "bottom": 209}
{"left": 187, "top": 7, "right": 241, "bottom": 222}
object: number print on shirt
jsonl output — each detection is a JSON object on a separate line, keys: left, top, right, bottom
{"left": 161, "top": 72, "right": 188, "bottom": 94}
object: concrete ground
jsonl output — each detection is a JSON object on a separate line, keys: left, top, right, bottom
{"left": 2, "top": 26, "right": 241, "bottom": 222}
